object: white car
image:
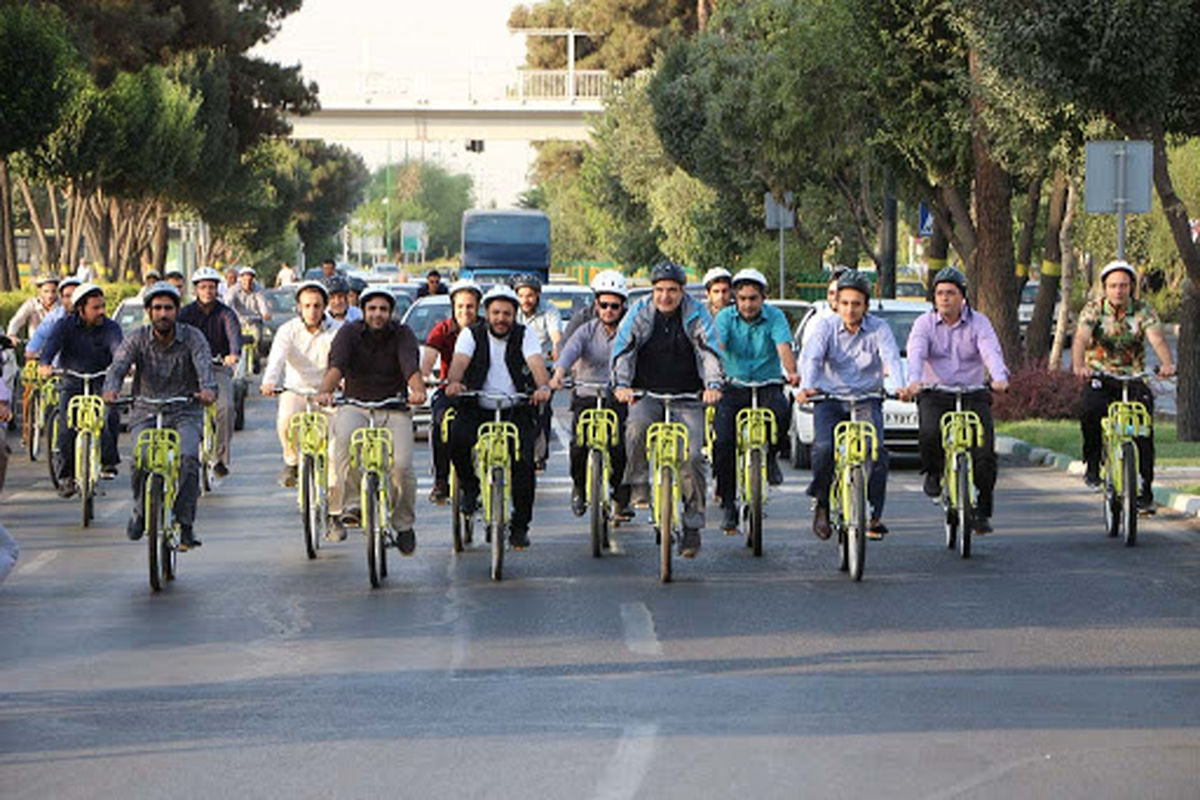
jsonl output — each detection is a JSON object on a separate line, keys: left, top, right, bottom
{"left": 788, "top": 299, "right": 926, "bottom": 468}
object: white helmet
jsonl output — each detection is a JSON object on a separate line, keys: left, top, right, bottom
{"left": 71, "top": 282, "right": 103, "bottom": 309}
{"left": 449, "top": 279, "right": 483, "bottom": 301}
{"left": 1100, "top": 259, "right": 1136, "bottom": 284}
{"left": 191, "top": 266, "right": 223, "bottom": 285}
{"left": 731, "top": 268, "right": 768, "bottom": 292}
{"left": 703, "top": 267, "right": 732, "bottom": 288}
{"left": 481, "top": 284, "right": 520, "bottom": 310}
{"left": 590, "top": 269, "right": 628, "bottom": 299}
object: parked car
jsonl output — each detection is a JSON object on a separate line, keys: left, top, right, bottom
{"left": 788, "top": 299, "right": 926, "bottom": 468}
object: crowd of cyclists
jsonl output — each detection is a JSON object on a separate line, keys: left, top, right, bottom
{"left": 0, "top": 252, "right": 1179, "bottom": 569}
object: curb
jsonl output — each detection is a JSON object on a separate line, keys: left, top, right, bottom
{"left": 996, "top": 434, "right": 1200, "bottom": 519}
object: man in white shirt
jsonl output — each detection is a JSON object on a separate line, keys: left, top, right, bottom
{"left": 261, "top": 281, "right": 342, "bottom": 489}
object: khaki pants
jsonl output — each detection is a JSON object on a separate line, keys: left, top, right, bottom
{"left": 330, "top": 406, "right": 416, "bottom": 531}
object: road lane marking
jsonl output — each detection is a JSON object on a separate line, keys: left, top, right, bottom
{"left": 15, "top": 550, "right": 58, "bottom": 576}
{"left": 619, "top": 602, "right": 662, "bottom": 657}
{"left": 592, "top": 723, "right": 659, "bottom": 800}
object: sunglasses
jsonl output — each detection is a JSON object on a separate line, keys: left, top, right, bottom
{"left": 597, "top": 301, "right": 623, "bottom": 310}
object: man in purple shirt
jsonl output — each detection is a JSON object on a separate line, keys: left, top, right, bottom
{"left": 901, "top": 267, "right": 1009, "bottom": 533}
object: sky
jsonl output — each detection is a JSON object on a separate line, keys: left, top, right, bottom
{"left": 255, "top": 0, "right": 536, "bottom": 205}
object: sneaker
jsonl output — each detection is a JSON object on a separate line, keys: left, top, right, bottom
{"left": 213, "top": 462, "right": 229, "bottom": 478}
{"left": 278, "top": 465, "right": 298, "bottom": 488}
{"left": 767, "top": 456, "right": 783, "bottom": 486}
{"left": 973, "top": 516, "right": 993, "bottom": 534}
{"left": 722, "top": 504, "right": 740, "bottom": 534}
{"left": 812, "top": 506, "right": 832, "bottom": 540}
{"left": 509, "top": 526, "right": 530, "bottom": 550}
{"left": 341, "top": 506, "right": 361, "bottom": 527}
{"left": 101, "top": 464, "right": 118, "bottom": 480}
{"left": 1084, "top": 465, "right": 1101, "bottom": 491}
{"left": 867, "top": 519, "right": 889, "bottom": 540}
{"left": 679, "top": 527, "right": 701, "bottom": 558}
{"left": 325, "top": 517, "right": 347, "bottom": 542}
{"left": 126, "top": 515, "right": 144, "bottom": 541}
{"left": 428, "top": 482, "right": 448, "bottom": 505}
{"left": 1138, "top": 493, "right": 1156, "bottom": 515}
{"left": 395, "top": 528, "right": 416, "bottom": 555}
{"left": 923, "top": 471, "right": 941, "bottom": 498}
{"left": 56, "top": 479, "right": 77, "bottom": 499}
{"left": 178, "top": 524, "right": 201, "bottom": 550}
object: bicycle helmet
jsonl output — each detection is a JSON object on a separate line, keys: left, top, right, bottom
{"left": 482, "top": 284, "right": 520, "bottom": 310}
{"left": 358, "top": 286, "right": 395, "bottom": 310}
{"left": 932, "top": 266, "right": 967, "bottom": 295}
{"left": 1100, "top": 259, "right": 1136, "bottom": 284}
{"left": 449, "top": 279, "right": 483, "bottom": 301}
{"left": 191, "top": 266, "right": 223, "bottom": 285}
{"left": 143, "top": 281, "right": 181, "bottom": 306}
{"left": 731, "top": 268, "right": 768, "bottom": 293}
{"left": 71, "top": 282, "right": 103, "bottom": 309}
{"left": 702, "top": 267, "right": 732, "bottom": 288}
{"left": 836, "top": 269, "right": 872, "bottom": 298}
{"left": 510, "top": 273, "right": 543, "bottom": 292}
{"left": 33, "top": 274, "right": 59, "bottom": 288}
{"left": 324, "top": 275, "right": 350, "bottom": 295}
{"left": 293, "top": 279, "right": 329, "bottom": 303}
{"left": 590, "top": 269, "right": 628, "bottom": 299}
{"left": 650, "top": 261, "right": 688, "bottom": 286}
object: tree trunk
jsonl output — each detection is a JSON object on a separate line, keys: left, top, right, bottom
{"left": 0, "top": 157, "right": 17, "bottom": 290}
{"left": 968, "top": 49, "right": 1020, "bottom": 365}
{"left": 1026, "top": 170, "right": 1069, "bottom": 363}
{"left": 1049, "top": 180, "right": 1078, "bottom": 370}
{"left": 1015, "top": 177, "right": 1041, "bottom": 293}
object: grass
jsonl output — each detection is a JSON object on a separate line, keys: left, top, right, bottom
{"left": 996, "top": 419, "right": 1200, "bottom": 466}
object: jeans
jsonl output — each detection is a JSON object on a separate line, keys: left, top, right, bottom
{"left": 807, "top": 398, "right": 889, "bottom": 520}
{"left": 450, "top": 402, "right": 538, "bottom": 532}
{"left": 917, "top": 390, "right": 997, "bottom": 517}
{"left": 624, "top": 397, "right": 708, "bottom": 530}
{"left": 712, "top": 385, "right": 792, "bottom": 508}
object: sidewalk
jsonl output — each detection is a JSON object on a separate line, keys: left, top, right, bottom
{"left": 997, "top": 434, "right": 1200, "bottom": 519}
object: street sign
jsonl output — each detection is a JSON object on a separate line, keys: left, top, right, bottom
{"left": 917, "top": 203, "right": 933, "bottom": 238}
{"left": 764, "top": 191, "right": 795, "bottom": 231}
{"left": 1085, "top": 140, "right": 1153, "bottom": 214}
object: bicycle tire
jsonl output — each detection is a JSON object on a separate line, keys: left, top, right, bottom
{"left": 848, "top": 465, "right": 866, "bottom": 581}
{"left": 658, "top": 467, "right": 673, "bottom": 583}
{"left": 46, "top": 408, "right": 64, "bottom": 490}
{"left": 147, "top": 475, "right": 164, "bottom": 592}
{"left": 490, "top": 466, "right": 505, "bottom": 581}
{"left": 365, "top": 472, "right": 382, "bottom": 588}
{"left": 79, "top": 432, "right": 93, "bottom": 527}
{"left": 589, "top": 449, "right": 605, "bottom": 558}
{"left": 450, "top": 467, "right": 464, "bottom": 553}
{"left": 1122, "top": 441, "right": 1138, "bottom": 547}
{"left": 301, "top": 454, "right": 318, "bottom": 559}
{"left": 956, "top": 452, "right": 972, "bottom": 559}
{"left": 749, "top": 448, "right": 764, "bottom": 557}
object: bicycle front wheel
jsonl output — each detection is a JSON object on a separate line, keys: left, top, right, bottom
{"left": 956, "top": 452, "right": 972, "bottom": 559}
{"left": 365, "top": 472, "right": 383, "bottom": 588}
{"left": 1121, "top": 441, "right": 1138, "bottom": 547}
{"left": 489, "top": 466, "right": 505, "bottom": 581}
{"left": 847, "top": 465, "right": 867, "bottom": 581}
{"left": 589, "top": 449, "right": 605, "bottom": 558}
{"left": 46, "top": 408, "right": 64, "bottom": 490}
{"left": 300, "top": 454, "right": 319, "bottom": 559}
{"left": 748, "top": 448, "right": 764, "bottom": 557}
{"left": 79, "top": 431, "right": 93, "bottom": 527}
{"left": 658, "top": 467, "right": 673, "bottom": 583}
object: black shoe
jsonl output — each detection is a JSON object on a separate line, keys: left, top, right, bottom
{"left": 127, "top": 516, "right": 144, "bottom": 541}
{"left": 679, "top": 527, "right": 701, "bottom": 558}
{"left": 278, "top": 465, "right": 298, "bottom": 488}
{"left": 923, "top": 471, "right": 941, "bottom": 498}
{"left": 867, "top": 519, "right": 889, "bottom": 540}
{"left": 341, "top": 506, "right": 361, "bottom": 527}
{"left": 395, "top": 528, "right": 416, "bottom": 555}
{"left": 429, "top": 483, "right": 448, "bottom": 505}
{"left": 179, "top": 524, "right": 201, "bottom": 550}
{"left": 767, "top": 456, "right": 783, "bottom": 486}
{"left": 101, "top": 464, "right": 118, "bottom": 480}
{"left": 722, "top": 504, "right": 739, "bottom": 534}
{"left": 1084, "top": 465, "right": 1101, "bottom": 490}
{"left": 973, "top": 517, "right": 993, "bottom": 534}
{"left": 509, "top": 526, "right": 530, "bottom": 550}
{"left": 812, "top": 505, "right": 832, "bottom": 540}
{"left": 571, "top": 488, "right": 586, "bottom": 517}
{"left": 325, "top": 517, "right": 347, "bottom": 542}
{"left": 1138, "top": 492, "right": 1156, "bottom": 515}
{"left": 56, "top": 479, "right": 77, "bottom": 499}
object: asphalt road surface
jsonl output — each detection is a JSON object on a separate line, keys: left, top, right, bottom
{"left": 2, "top": 390, "right": 1199, "bottom": 799}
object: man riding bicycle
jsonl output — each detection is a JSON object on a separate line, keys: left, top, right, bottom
{"left": 1072, "top": 259, "right": 1177, "bottom": 511}
{"left": 422, "top": 279, "right": 482, "bottom": 504}
{"left": 702, "top": 267, "right": 733, "bottom": 321}
{"left": 316, "top": 287, "right": 425, "bottom": 552}
{"left": 179, "top": 267, "right": 242, "bottom": 479}
{"left": 613, "top": 261, "right": 724, "bottom": 558}
{"left": 797, "top": 270, "right": 903, "bottom": 541}
{"left": 445, "top": 285, "right": 553, "bottom": 550}
{"left": 711, "top": 268, "right": 799, "bottom": 532}
{"left": 39, "top": 283, "right": 124, "bottom": 495}
{"left": 261, "top": 280, "right": 341, "bottom": 489}
{"left": 103, "top": 282, "right": 216, "bottom": 550}
{"left": 900, "top": 267, "right": 1009, "bottom": 534}
{"left": 550, "top": 270, "right": 633, "bottom": 521}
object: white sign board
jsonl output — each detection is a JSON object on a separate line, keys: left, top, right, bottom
{"left": 1085, "top": 140, "right": 1153, "bottom": 214}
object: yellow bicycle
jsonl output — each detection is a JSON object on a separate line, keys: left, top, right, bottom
{"left": 59, "top": 369, "right": 109, "bottom": 527}
{"left": 459, "top": 391, "right": 527, "bottom": 581}
{"left": 570, "top": 380, "right": 620, "bottom": 558}
{"left": 640, "top": 390, "right": 700, "bottom": 583}
{"left": 1097, "top": 370, "right": 1155, "bottom": 547}
{"left": 729, "top": 379, "right": 784, "bottom": 557}
{"left": 924, "top": 384, "right": 988, "bottom": 558}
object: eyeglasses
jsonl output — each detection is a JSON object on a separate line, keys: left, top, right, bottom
{"left": 597, "top": 301, "right": 623, "bottom": 310}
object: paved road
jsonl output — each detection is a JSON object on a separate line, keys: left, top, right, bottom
{"left": 2, "top": 391, "right": 1199, "bottom": 799}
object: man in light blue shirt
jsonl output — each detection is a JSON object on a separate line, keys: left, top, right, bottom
{"left": 798, "top": 270, "right": 902, "bottom": 541}
{"left": 712, "top": 268, "right": 798, "bottom": 532}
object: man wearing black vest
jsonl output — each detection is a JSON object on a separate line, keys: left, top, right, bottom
{"left": 445, "top": 285, "right": 552, "bottom": 549}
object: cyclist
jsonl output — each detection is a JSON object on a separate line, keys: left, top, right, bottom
{"left": 103, "top": 282, "right": 216, "bottom": 550}
{"left": 513, "top": 273, "right": 561, "bottom": 469}
{"left": 6, "top": 275, "right": 59, "bottom": 343}
{"left": 712, "top": 268, "right": 799, "bottom": 531}
{"left": 178, "top": 267, "right": 242, "bottom": 479}
{"left": 900, "top": 266, "right": 1009, "bottom": 534}
{"left": 316, "top": 287, "right": 425, "bottom": 551}
{"left": 445, "top": 285, "right": 553, "bottom": 550}
{"left": 325, "top": 275, "right": 363, "bottom": 324}
{"left": 38, "top": 283, "right": 123, "bottom": 495}
{"left": 613, "top": 261, "right": 724, "bottom": 558}
{"left": 421, "top": 279, "right": 482, "bottom": 504}
{"left": 416, "top": 269, "right": 449, "bottom": 298}
{"left": 261, "top": 280, "right": 342, "bottom": 489}
{"left": 702, "top": 267, "right": 732, "bottom": 320}
{"left": 797, "top": 270, "right": 903, "bottom": 541}
{"left": 227, "top": 266, "right": 271, "bottom": 360}
{"left": 1072, "top": 259, "right": 1177, "bottom": 510}
{"left": 550, "top": 269, "right": 633, "bottom": 520}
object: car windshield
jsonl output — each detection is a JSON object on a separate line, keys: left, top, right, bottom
{"left": 403, "top": 299, "right": 450, "bottom": 342}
